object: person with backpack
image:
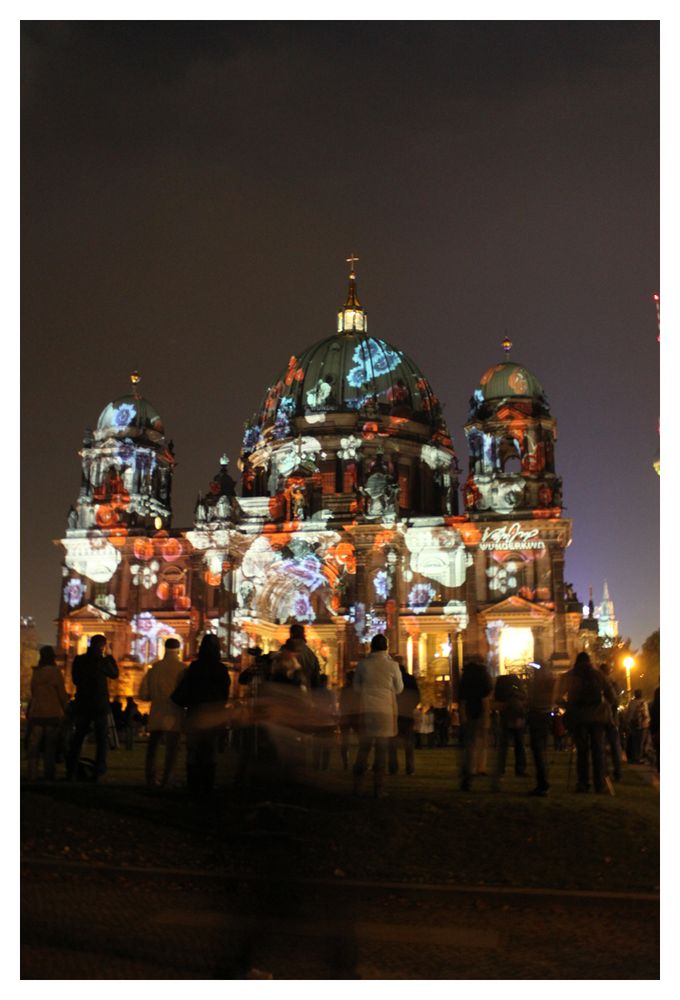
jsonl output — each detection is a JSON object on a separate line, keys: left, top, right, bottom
{"left": 459, "top": 657, "right": 493, "bottom": 792}
{"left": 492, "top": 671, "right": 528, "bottom": 788}
{"left": 565, "top": 651, "right": 608, "bottom": 793}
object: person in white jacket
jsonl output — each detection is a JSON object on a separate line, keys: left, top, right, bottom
{"left": 138, "top": 638, "right": 186, "bottom": 788}
{"left": 352, "top": 634, "right": 403, "bottom": 797}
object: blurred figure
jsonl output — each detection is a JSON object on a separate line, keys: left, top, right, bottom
{"left": 413, "top": 703, "right": 434, "bottom": 748}
{"left": 625, "top": 689, "right": 650, "bottom": 764}
{"left": 256, "top": 647, "right": 309, "bottom": 780}
{"left": 66, "top": 635, "right": 119, "bottom": 781}
{"left": 449, "top": 702, "right": 461, "bottom": 745}
{"left": 352, "top": 634, "right": 403, "bottom": 797}
{"left": 525, "top": 662, "right": 559, "bottom": 797}
{"left": 338, "top": 670, "right": 360, "bottom": 770}
{"left": 649, "top": 687, "right": 660, "bottom": 772}
{"left": 283, "top": 623, "right": 321, "bottom": 690}
{"left": 122, "top": 697, "right": 141, "bottom": 750}
{"left": 459, "top": 657, "right": 493, "bottom": 791}
{"left": 565, "top": 651, "right": 607, "bottom": 793}
{"left": 598, "top": 662, "right": 622, "bottom": 781}
{"left": 171, "top": 634, "right": 230, "bottom": 798}
{"left": 110, "top": 696, "right": 124, "bottom": 736}
{"left": 138, "top": 637, "right": 186, "bottom": 788}
{"left": 492, "top": 671, "right": 528, "bottom": 788}
{"left": 26, "top": 646, "right": 68, "bottom": 781}
{"left": 311, "top": 674, "right": 336, "bottom": 770}
{"left": 433, "top": 699, "right": 450, "bottom": 747}
{"left": 388, "top": 659, "right": 420, "bottom": 775}
{"left": 552, "top": 705, "right": 567, "bottom": 751}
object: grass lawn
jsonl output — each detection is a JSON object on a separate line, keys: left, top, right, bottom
{"left": 21, "top": 737, "right": 659, "bottom": 896}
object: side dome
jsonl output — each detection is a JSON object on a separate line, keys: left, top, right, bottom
{"left": 469, "top": 361, "right": 550, "bottom": 419}
{"left": 96, "top": 394, "right": 165, "bottom": 439}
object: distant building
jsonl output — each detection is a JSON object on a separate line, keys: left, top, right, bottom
{"left": 55, "top": 264, "right": 584, "bottom": 696}
{"left": 597, "top": 580, "right": 619, "bottom": 644}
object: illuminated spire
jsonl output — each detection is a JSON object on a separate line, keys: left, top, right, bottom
{"left": 130, "top": 370, "right": 141, "bottom": 399}
{"left": 338, "top": 254, "right": 367, "bottom": 333}
{"left": 502, "top": 334, "right": 512, "bottom": 356}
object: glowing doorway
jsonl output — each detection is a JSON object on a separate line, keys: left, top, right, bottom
{"left": 498, "top": 627, "right": 534, "bottom": 674}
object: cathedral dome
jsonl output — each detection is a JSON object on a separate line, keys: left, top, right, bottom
{"left": 256, "top": 330, "right": 442, "bottom": 431}
{"left": 95, "top": 374, "right": 165, "bottom": 440}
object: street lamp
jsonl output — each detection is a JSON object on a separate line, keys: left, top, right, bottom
{"left": 623, "top": 655, "right": 635, "bottom": 699}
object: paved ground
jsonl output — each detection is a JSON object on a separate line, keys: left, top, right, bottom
{"left": 20, "top": 741, "right": 660, "bottom": 979}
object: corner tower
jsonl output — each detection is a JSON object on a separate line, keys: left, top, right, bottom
{"left": 461, "top": 341, "right": 572, "bottom": 674}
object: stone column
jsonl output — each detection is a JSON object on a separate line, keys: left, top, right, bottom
{"left": 551, "top": 549, "right": 568, "bottom": 658}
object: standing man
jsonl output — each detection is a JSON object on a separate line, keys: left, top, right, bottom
{"left": 459, "top": 657, "right": 493, "bottom": 792}
{"left": 138, "top": 637, "right": 186, "bottom": 788}
{"left": 625, "top": 689, "right": 651, "bottom": 764}
{"left": 284, "top": 624, "right": 321, "bottom": 690}
{"left": 352, "top": 634, "right": 403, "bottom": 798}
{"left": 565, "top": 651, "right": 607, "bottom": 793}
{"left": 525, "top": 662, "right": 559, "bottom": 797}
{"left": 66, "top": 635, "right": 119, "bottom": 782}
{"left": 492, "top": 671, "right": 528, "bottom": 788}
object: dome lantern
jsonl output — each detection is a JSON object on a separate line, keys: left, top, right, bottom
{"left": 337, "top": 253, "right": 367, "bottom": 334}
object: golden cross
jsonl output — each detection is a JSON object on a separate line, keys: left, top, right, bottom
{"left": 346, "top": 253, "right": 359, "bottom": 275}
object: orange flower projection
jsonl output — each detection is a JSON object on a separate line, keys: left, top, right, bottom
{"left": 133, "top": 537, "right": 155, "bottom": 562}
{"left": 95, "top": 504, "right": 118, "bottom": 528}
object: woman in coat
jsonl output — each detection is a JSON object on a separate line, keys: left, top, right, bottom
{"left": 352, "top": 633, "right": 403, "bottom": 797}
{"left": 27, "top": 646, "right": 68, "bottom": 780}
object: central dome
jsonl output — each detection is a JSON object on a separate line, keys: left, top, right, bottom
{"left": 257, "top": 330, "right": 442, "bottom": 432}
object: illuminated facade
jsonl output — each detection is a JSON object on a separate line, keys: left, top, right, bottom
{"left": 56, "top": 266, "right": 582, "bottom": 697}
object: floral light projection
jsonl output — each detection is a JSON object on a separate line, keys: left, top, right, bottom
{"left": 442, "top": 599, "right": 469, "bottom": 630}
{"left": 338, "top": 435, "right": 362, "bottom": 461}
{"left": 64, "top": 532, "right": 122, "bottom": 584}
{"left": 113, "top": 402, "right": 137, "bottom": 428}
{"left": 486, "top": 561, "right": 519, "bottom": 595}
{"left": 131, "top": 560, "right": 160, "bottom": 590}
{"left": 373, "top": 569, "right": 389, "bottom": 601}
{"left": 346, "top": 338, "right": 402, "bottom": 389}
{"left": 63, "top": 577, "right": 86, "bottom": 608}
{"left": 408, "top": 582, "right": 436, "bottom": 614}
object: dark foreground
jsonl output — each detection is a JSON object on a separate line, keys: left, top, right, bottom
{"left": 21, "top": 742, "right": 659, "bottom": 979}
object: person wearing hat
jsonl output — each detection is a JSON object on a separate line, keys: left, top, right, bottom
{"left": 139, "top": 637, "right": 186, "bottom": 788}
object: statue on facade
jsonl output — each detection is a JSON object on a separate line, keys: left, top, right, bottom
{"left": 358, "top": 453, "right": 400, "bottom": 520}
{"left": 67, "top": 506, "right": 78, "bottom": 530}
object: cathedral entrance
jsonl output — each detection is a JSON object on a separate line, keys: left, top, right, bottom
{"left": 498, "top": 626, "right": 534, "bottom": 674}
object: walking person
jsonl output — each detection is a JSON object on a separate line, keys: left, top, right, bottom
{"left": 26, "top": 646, "right": 69, "bottom": 781}
{"left": 66, "top": 635, "right": 119, "bottom": 782}
{"left": 565, "top": 651, "right": 608, "bottom": 793}
{"left": 598, "top": 662, "right": 622, "bottom": 781}
{"left": 171, "top": 634, "right": 230, "bottom": 799}
{"left": 138, "top": 637, "right": 186, "bottom": 788}
{"left": 459, "top": 657, "right": 493, "bottom": 792}
{"left": 388, "top": 660, "right": 420, "bottom": 775}
{"left": 311, "top": 674, "right": 336, "bottom": 770}
{"left": 352, "top": 634, "right": 403, "bottom": 798}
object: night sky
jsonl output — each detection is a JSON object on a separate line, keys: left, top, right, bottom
{"left": 21, "top": 21, "right": 659, "bottom": 648}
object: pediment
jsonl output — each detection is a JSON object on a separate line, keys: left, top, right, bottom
{"left": 66, "top": 604, "right": 113, "bottom": 621}
{"left": 478, "top": 595, "right": 554, "bottom": 622}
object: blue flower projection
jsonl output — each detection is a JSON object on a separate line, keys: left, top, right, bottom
{"left": 63, "top": 577, "right": 86, "bottom": 608}
{"left": 113, "top": 402, "right": 137, "bottom": 429}
{"left": 242, "top": 424, "right": 261, "bottom": 453}
{"left": 346, "top": 338, "right": 402, "bottom": 389}
{"left": 373, "top": 569, "right": 389, "bottom": 601}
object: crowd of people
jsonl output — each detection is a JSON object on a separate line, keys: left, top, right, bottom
{"left": 23, "top": 631, "right": 660, "bottom": 800}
